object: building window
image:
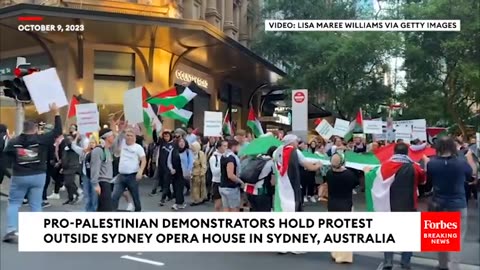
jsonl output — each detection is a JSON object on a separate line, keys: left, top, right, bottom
{"left": 94, "top": 51, "right": 135, "bottom": 126}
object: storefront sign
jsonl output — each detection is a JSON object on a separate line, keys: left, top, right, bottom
{"left": 174, "top": 63, "right": 213, "bottom": 90}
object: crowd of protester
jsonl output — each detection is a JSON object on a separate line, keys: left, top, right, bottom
{"left": 0, "top": 107, "right": 478, "bottom": 270}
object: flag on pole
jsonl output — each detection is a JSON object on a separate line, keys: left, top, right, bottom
{"left": 67, "top": 95, "right": 79, "bottom": 119}
{"left": 147, "top": 86, "right": 196, "bottom": 108}
{"left": 344, "top": 108, "right": 363, "bottom": 141}
{"left": 247, "top": 107, "right": 264, "bottom": 138}
{"left": 142, "top": 87, "right": 162, "bottom": 135}
{"left": 160, "top": 107, "right": 193, "bottom": 124}
{"left": 222, "top": 110, "right": 233, "bottom": 136}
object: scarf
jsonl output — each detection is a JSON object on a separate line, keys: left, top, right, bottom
{"left": 390, "top": 154, "right": 414, "bottom": 164}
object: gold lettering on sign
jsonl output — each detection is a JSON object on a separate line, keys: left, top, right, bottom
{"left": 175, "top": 70, "right": 209, "bottom": 89}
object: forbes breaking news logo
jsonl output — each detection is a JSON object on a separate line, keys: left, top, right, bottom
{"left": 421, "top": 212, "right": 461, "bottom": 252}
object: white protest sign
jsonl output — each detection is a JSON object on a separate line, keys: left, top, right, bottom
{"left": 394, "top": 124, "right": 412, "bottom": 142}
{"left": 333, "top": 119, "right": 350, "bottom": 137}
{"left": 315, "top": 119, "right": 334, "bottom": 140}
{"left": 203, "top": 111, "right": 223, "bottom": 137}
{"left": 363, "top": 120, "right": 383, "bottom": 134}
{"left": 411, "top": 120, "right": 426, "bottom": 141}
{"left": 76, "top": 103, "right": 99, "bottom": 134}
{"left": 123, "top": 87, "right": 143, "bottom": 124}
{"left": 292, "top": 89, "right": 308, "bottom": 141}
{"left": 22, "top": 68, "right": 68, "bottom": 114}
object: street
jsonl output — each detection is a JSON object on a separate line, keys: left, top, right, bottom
{"left": 0, "top": 179, "right": 479, "bottom": 270}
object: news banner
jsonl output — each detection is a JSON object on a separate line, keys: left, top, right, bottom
{"left": 19, "top": 212, "right": 461, "bottom": 252}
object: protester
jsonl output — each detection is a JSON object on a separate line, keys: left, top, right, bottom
{"left": 245, "top": 146, "right": 276, "bottom": 212}
{"left": 326, "top": 153, "right": 358, "bottom": 263}
{"left": 2, "top": 103, "right": 61, "bottom": 243}
{"left": 71, "top": 134, "right": 98, "bottom": 211}
{"left": 158, "top": 131, "right": 175, "bottom": 205}
{"left": 185, "top": 127, "right": 197, "bottom": 145}
{"left": 150, "top": 130, "right": 170, "bottom": 196}
{"left": 190, "top": 141, "right": 207, "bottom": 205}
{"left": 89, "top": 128, "right": 115, "bottom": 212}
{"left": 60, "top": 134, "right": 81, "bottom": 205}
{"left": 112, "top": 128, "right": 146, "bottom": 212}
{"left": 169, "top": 137, "right": 188, "bottom": 210}
{"left": 46, "top": 134, "right": 66, "bottom": 200}
{"left": 428, "top": 137, "right": 471, "bottom": 270}
{"left": 329, "top": 136, "right": 346, "bottom": 156}
{"left": 219, "top": 140, "right": 244, "bottom": 212}
{"left": 235, "top": 130, "right": 249, "bottom": 153}
{"left": 365, "top": 142, "right": 426, "bottom": 270}
{"left": 209, "top": 140, "right": 225, "bottom": 211}
{"left": 454, "top": 139, "right": 478, "bottom": 203}
{"left": 0, "top": 124, "right": 11, "bottom": 188}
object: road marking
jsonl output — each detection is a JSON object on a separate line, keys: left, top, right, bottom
{"left": 359, "top": 252, "right": 479, "bottom": 270}
{"left": 121, "top": 255, "right": 165, "bottom": 266}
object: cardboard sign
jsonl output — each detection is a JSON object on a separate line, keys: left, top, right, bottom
{"left": 394, "top": 124, "right": 412, "bottom": 142}
{"left": 203, "top": 111, "right": 223, "bottom": 137}
{"left": 332, "top": 119, "right": 350, "bottom": 137}
{"left": 76, "top": 103, "right": 99, "bottom": 135}
{"left": 315, "top": 119, "right": 334, "bottom": 140}
{"left": 363, "top": 120, "right": 383, "bottom": 134}
{"left": 22, "top": 68, "right": 68, "bottom": 114}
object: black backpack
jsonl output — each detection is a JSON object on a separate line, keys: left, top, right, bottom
{"left": 240, "top": 157, "right": 269, "bottom": 184}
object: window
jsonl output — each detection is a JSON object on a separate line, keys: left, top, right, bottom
{"left": 94, "top": 51, "right": 135, "bottom": 126}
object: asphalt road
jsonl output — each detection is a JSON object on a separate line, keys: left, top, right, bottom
{"left": 1, "top": 178, "right": 479, "bottom": 270}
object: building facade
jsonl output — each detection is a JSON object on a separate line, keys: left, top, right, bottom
{"left": 0, "top": 0, "right": 283, "bottom": 133}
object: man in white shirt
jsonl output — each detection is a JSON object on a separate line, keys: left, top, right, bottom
{"left": 209, "top": 140, "right": 226, "bottom": 211}
{"left": 185, "top": 127, "right": 197, "bottom": 145}
{"left": 111, "top": 128, "right": 146, "bottom": 212}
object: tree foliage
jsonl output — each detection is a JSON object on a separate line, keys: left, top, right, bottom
{"left": 252, "top": 0, "right": 400, "bottom": 119}
{"left": 397, "top": 0, "right": 480, "bottom": 133}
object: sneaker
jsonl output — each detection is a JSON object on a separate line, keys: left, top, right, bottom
{"left": 303, "top": 197, "right": 308, "bottom": 203}
{"left": 22, "top": 199, "right": 29, "bottom": 205}
{"left": 126, "top": 203, "right": 135, "bottom": 211}
{"left": 77, "top": 188, "right": 83, "bottom": 195}
{"left": 309, "top": 196, "right": 316, "bottom": 203}
{"left": 62, "top": 200, "right": 72, "bottom": 205}
{"left": 159, "top": 199, "right": 165, "bottom": 206}
{"left": 2, "top": 231, "right": 18, "bottom": 243}
{"left": 277, "top": 251, "right": 288, "bottom": 255}
{"left": 171, "top": 204, "right": 178, "bottom": 211}
{"left": 76, "top": 193, "right": 84, "bottom": 201}
{"left": 352, "top": 189, "right": 358, "bottom": 195}
{"left": 178, "top": 203, "right": 186, "bottom": 209}
{"left": 47, "top": 193, "right": 60, "bottom": 200}
{"left": 60, "top": 186, "right": 66, "bottom": 192}
{"left": 42, "top": 201, "right": 51, "bottom": 208}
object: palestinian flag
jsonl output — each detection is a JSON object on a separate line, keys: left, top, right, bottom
{"left": 426, "top": 127, "right": 447, "bottom": 144}
{"left": 344, "top": 108, "right": 363, "bottom": 141}
{"left": 222, "top": 110, "right": 233, "bottom": 136}
{"left": 67, "top": 95, "right": 79, "bottom": 119}
{"left": 142, "top": 87, "right": 162, "bottom": 135}
{"left": 147, "top": 86, "right": 196, "bottom": 108}
{"left": 273, "top": 145, "right": 302, "bottom": 212}
{"left": 247, "top": 107, "right": 264, "bottom": 138}
{"left": 160, "top": 107, "right": 192, "bottom": 124}
{"left": 365, "top": 160, "right": 425, "bottom": 212}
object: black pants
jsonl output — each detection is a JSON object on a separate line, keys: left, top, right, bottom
{"left": 112, "top": 173, "right": 141, "bottom": 211}
{"left": 64, "top": 173, "right": 78, "bottom": 201}
{"left": 301, "top": 173, "right": 316, "bottom": 197}
{"left": 248, "top": 194, "right": 272, "bottom": 212}
{"left": 0, "top": 164, "right": 10, "bottom": 185}
{"left": 97, "top": 181, "right": 113, "bottom": 212}
{"left": 161, "top": 172, "right": 172, "bottom": 201}
{"left": 172, "top": 175, "right": 185, "bottom": 205}
{"left": 52, "top": 167, "right": 63, "bottom": 193}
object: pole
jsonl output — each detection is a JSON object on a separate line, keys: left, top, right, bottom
{"left": 227, "top": 83, "right": 232, "bottom": 131}
{"left": 15, "top": 101, "right": 25, "bottom": 135}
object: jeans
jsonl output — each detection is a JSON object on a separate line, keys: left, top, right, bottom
{"left": 112, "top": 173, "right": 141, "bottom": 211}
{"left": 6, "top": 174, "right": 45, "bottom": 233}
{"left": 97, "top": 181, "right": 113, "bottom": 212}
{"left": 438, "top": 208, "right": 468, "bottom": 270}
{"left": 383, "top": 252, "right": 412, "bottom": 268}
{"left": 83, "top": 174, "right": 97, "bottom": 212}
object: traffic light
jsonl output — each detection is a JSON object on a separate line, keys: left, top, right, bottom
{"left": 1, "top": 64, "right": 39, "bottom": 102}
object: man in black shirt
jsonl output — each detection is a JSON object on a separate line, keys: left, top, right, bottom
{"left": 219, "top": 140, "right": 244, "bottom": 212}
{"left": 3, "top": 103, "right": 62, "bottom": 243}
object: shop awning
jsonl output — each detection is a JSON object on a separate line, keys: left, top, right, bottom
{"left": 0, "top": 3, "right": 285, "bottom": 86}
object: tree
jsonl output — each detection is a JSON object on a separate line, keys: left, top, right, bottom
{"left": 252, "top": 0, "right": 401, "bottom": 119}
{"left": 398, "top": 0, "right": 480, "bottom": 134}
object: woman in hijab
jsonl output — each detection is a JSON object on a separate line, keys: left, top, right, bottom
{"left": 326, "top": 153, "right": 358, "bottom": 264}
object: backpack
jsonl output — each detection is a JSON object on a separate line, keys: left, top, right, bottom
{"left": 84, "top": 146, "right": 106, "bottom": 179}
{"left": 240, "top": 157, "right": 269, "bottom": 184}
